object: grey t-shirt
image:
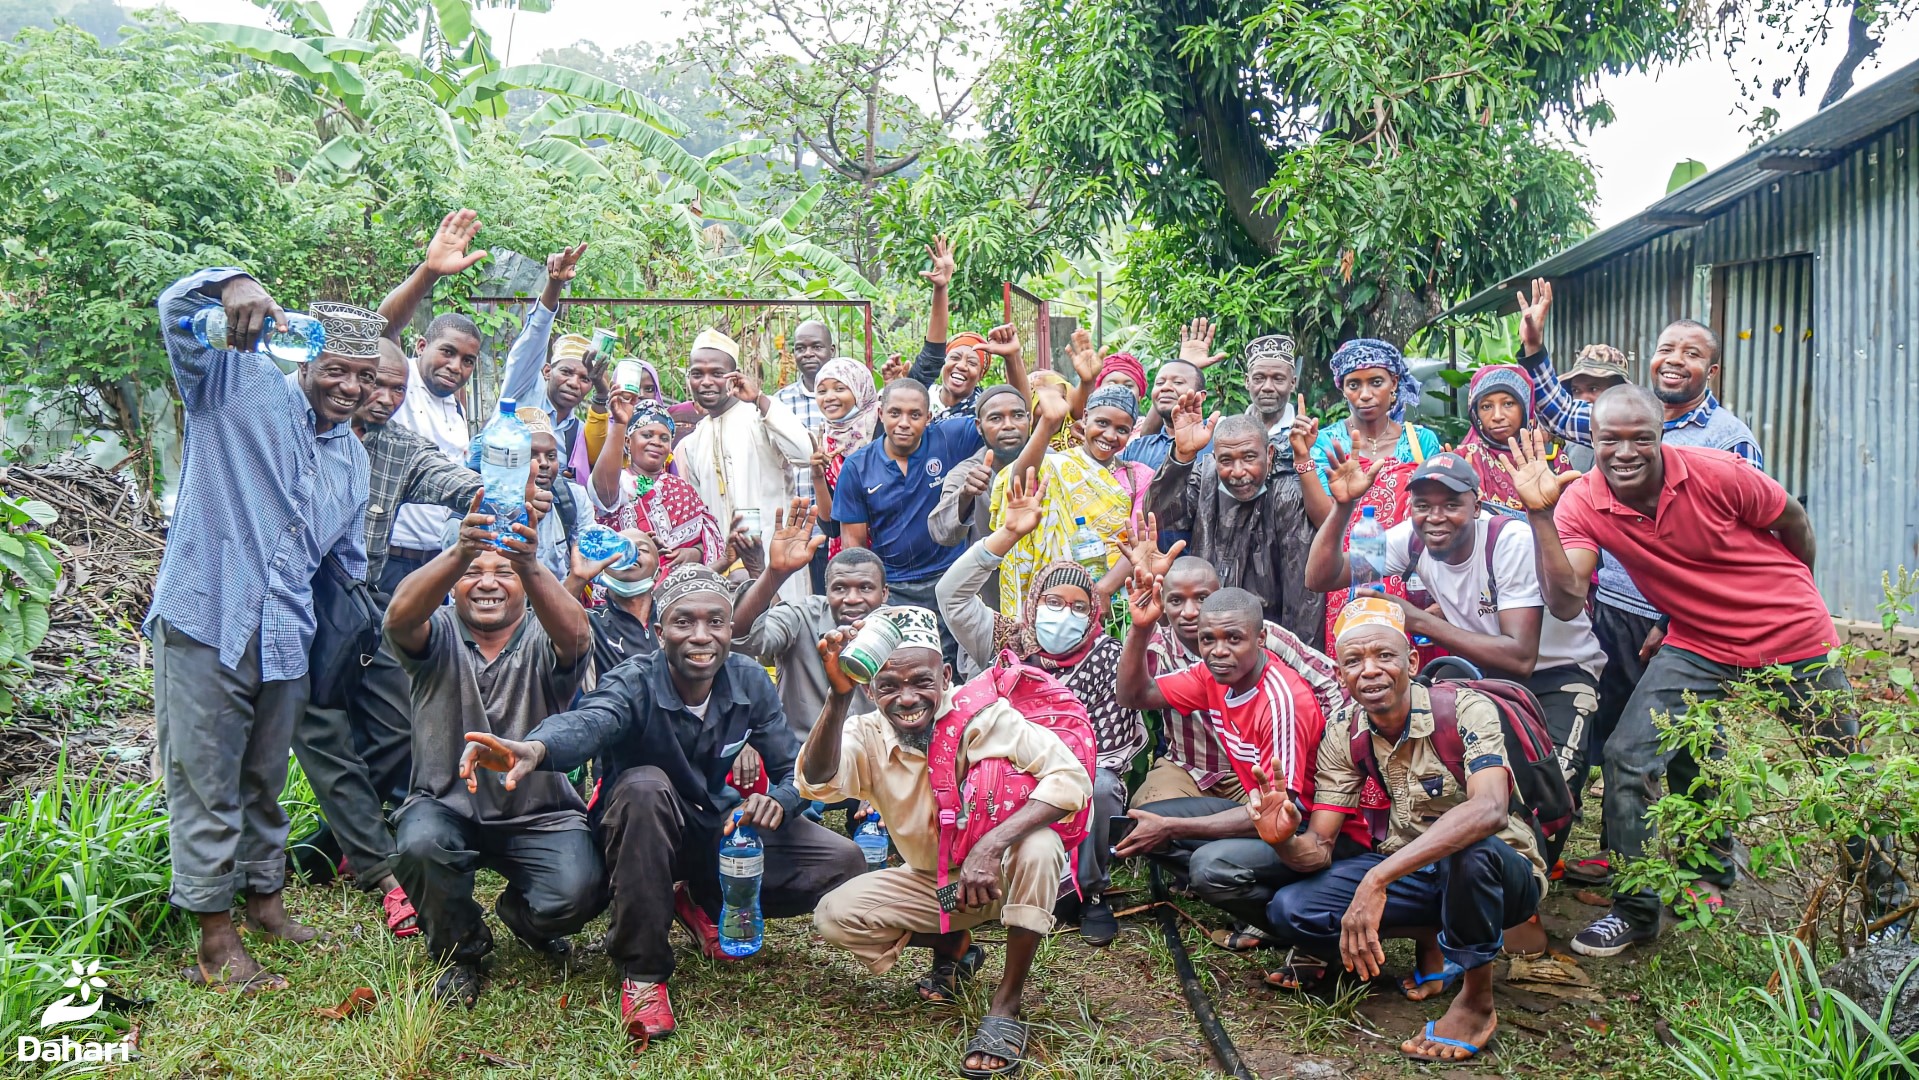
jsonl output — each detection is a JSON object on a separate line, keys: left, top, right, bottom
{"left": 392, "top": 607, "right": 591, "bottom": 831}
{"left": 734, "top": 595, "right": 870, "bottom": 737}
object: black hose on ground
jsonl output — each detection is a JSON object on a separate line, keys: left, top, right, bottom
{"left": 1151, "top": 863, "right": 1257, "bottom": 1079}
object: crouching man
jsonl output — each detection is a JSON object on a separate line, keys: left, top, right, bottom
{"left": 460, "top": 564, "right": 864, "bottom": 1046}
{"left": 802, "top": 607, "right": 1093, "bottom": 1079}
{"left": 1259, "top": 598, "right": 1545, "bottom": 1064}
{"left": 384, "top": 489, "right": 604, "bottom": 1008}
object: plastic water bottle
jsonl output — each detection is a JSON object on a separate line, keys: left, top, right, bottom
{"left": 854, "top": 812, "right": 890, "bottom": 871}
{"left": 1071, "top": 516, "right": 1106, "bottom": 576}
{"left": 1349, "top": 505, "right": 1385, "bottom": 599}
{"left": 576, "top": 523, "right": 636, "bottom": 568}
{"left": 1403, "top": 569, "right": 1434, "bottom": 647}
{"left": 718, "top": 811, "right": 764, "bottom": 957}
{"left": 181, "top": 307, "right": 325, "bottom": 368}
{"left": 478, "top": 400, "right": 532, "bottom": 545}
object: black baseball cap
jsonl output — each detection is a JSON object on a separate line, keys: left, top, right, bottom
{"left": 1407, "top": 452, "right": 1480, "bottom": 494}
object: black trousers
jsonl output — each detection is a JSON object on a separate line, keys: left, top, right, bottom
{"left": 1141, "top": 796, "right": 1370, "bottom": 932}
{"left": 291, "top": 639, "right": 413, "bottom": 887}
{"left": 597, "top": 766, "right": 865, "bottom": 983}
{"left": 1267, "top": 839, "right": 1541, "bottom": 972}
{"left": 392, "top": 797, "right": 607, "bottom": 964}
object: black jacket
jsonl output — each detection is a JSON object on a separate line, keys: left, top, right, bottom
{"left": 527, "top": 651, "right": 801, "bottom": 828}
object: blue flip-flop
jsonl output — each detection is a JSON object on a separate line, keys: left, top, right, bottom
{"left": 1401, "top": 1019, "right": 1492, "bottom": 1063}
{"left": 1398, "top": 960, "right": 1463, "bottom": 999}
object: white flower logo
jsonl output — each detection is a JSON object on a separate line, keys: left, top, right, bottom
{"left": 39, "top": 959, "right": 107, "bottom": 1028}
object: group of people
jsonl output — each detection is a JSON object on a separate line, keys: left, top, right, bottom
{"left": 145, "top": 200, "right": 1867, "bottom": 1073}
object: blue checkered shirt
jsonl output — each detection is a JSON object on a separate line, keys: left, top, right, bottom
{"left": 774, "top": 379, "right": 825, "bottom": 502}
{"left": 144, "top": 268, "right": 369, "bottom": 679}
{"left": 1524, "top": 348, "right": 1764, "bottom": 466}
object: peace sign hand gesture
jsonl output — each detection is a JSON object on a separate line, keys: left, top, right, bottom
{"left": 1515, "top": 277, "right": 1553, "bottom": 355}
{"left": 1500, "top": 426, "right": 1582, "bottom": 511}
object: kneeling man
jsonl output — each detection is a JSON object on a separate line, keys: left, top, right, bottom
{"left": 802, "top": 607, "right": 1093, "bottom": 1079}
{"left": 460, "top": 563, "right": 864, "bottom": 1045}
{"left": 1261, "top": 599, "right": 1545, "bottom": 1064}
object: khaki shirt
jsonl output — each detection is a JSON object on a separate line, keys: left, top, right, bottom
{"left": 797, "top": 690, "right": 1093, "bottom": 874}
{"left": 1314, "top": 684, "right": 1547, "bottom": 890}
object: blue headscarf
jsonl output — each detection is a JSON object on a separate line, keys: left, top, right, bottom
{"left": 627, "top": 398, "right": 676, "bottom": 435}
{"left": 1329, "top": 338, "right": 1420, "bottom": 421}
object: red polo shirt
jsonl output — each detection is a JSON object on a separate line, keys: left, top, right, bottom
{"left": 1554, "top": 445, "right": 1835, "bottom": 668}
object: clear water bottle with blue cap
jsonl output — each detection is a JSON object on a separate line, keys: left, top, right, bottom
{"left": 718, "top": 810, "right": 765, "bottom": 957}
{"left": 181, "top": 307, "right": 325, "bottom": 369}
{"left": 1071, "top": 516, "right": 1106, "bottom": 576}
{"left": 576, "top": 523, "right": 636, "bottom": 568}
{"left": 478, "top": 400, "right": 531, "bottom": 546}
{"left": 1348, "top": 505, "right": 1385, "bottom": 600}
{"left": 854, "top": 811, "right": 890, "bottom": 871}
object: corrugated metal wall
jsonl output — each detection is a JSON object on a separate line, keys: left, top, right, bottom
{"left": 1543, "top": 115, "right": 1919, "bottom": 620}
{"left": 1718, "top": 254, "right": 1814, "bottom": 501}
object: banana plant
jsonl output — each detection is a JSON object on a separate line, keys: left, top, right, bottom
{"left": 193, "top": 0, "right": 719, "bottom": 196}
{"left": 703, "top": 182, "right": 874, "bottom": 296}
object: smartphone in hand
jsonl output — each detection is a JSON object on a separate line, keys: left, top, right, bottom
{"left": 1107, "top": 815, "right": 1139, "bottom": 856}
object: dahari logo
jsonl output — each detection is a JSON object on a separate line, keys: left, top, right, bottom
{"left": 15, "top": 959, "right": 133, "bottom": 1064}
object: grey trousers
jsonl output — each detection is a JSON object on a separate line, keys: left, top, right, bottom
{"left": 1605, "top": 645, "right": 1854, "bottom": 929}
{"left": 291, "top": 639, "right": 413, "bottom": 889}
{"left": 1074, "top": 768, "right": 1129, "bottom": 899}
{"left": 153, "top": 619, "right": 305, "bottom": 913}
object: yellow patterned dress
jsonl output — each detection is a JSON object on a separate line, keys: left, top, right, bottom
{"left": 988, "top": 448, "right": 1150, "bottom": 618}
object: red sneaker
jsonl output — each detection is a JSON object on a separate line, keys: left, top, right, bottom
{"left": 673, "top": 882, "right": 724, "bottom": 960}
{"left": 621, "top": 978, "right": 675, "bottom": 1045}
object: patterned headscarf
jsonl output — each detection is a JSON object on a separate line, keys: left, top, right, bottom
{"left": 654, "top": 564, "right": 730, "bottom": 619}
{"left": 627, "top": 398, "right": 676, "bottom": 435}
{"left": 991, "top": 560, "right": 1102, "bottom": 669}
{"left": 815, "top": 356, "right": 879, "bottom": 461}
{"left": 1097, "top": 352, "right": 1147, "bottom": 395}
{"left": 1466, "top": 364, "right": 1535, "bottom": 437}
{"left": 1085, "top": 384, "right": 1140, "bottom": 421}
{"left": 1328, "top": 338, "right": 1420, "bottom": 421}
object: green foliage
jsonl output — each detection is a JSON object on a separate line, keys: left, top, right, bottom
{"left": 1617, "top": 572, "right": 1919, "bottom": 947}
{"left": 991, "top": 0, "right": 1693, "bottom": 389}
{"left": 0, "top": 761, "right": 177, "bottom": 1045}
{"left": 1669, "top": 157, "right": 1710, "bottom": 192}
{"left": 0, "top": 489, "right": 60, "bottom": 715}
{"left": 1669, "top": 936, "right": 1919, "bottom": 1079}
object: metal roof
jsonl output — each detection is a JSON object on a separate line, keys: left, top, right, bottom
{"left": 1443, "top": 57, "right": 1919, "bottom": 319}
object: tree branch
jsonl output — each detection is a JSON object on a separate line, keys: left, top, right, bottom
{"left": 1818, "top": 0, "right": 1881, "bottom": 109}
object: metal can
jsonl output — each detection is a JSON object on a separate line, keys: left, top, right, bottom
{"left": 839, "top": 611, "right": 903, "bottom": 684}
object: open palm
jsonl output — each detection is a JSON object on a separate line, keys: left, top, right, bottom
{"left": 1502, "top": 428, "right": 1581, "bottom": 510}
{"left": 1001, "top": 468, "right": 1046, "bottom": 536}
{"left": 1323, "top": 443, "right": 1385, "bottom": 503}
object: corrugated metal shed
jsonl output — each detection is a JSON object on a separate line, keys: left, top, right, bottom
{"left": 1442, "top": 62, "right": 1919, "bottom": 620}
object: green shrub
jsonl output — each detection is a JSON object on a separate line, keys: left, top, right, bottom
{"left": 1670, "top": 936, "right": 1918, "bottom": 1079}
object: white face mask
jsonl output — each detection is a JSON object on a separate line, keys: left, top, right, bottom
{"left": 600, "top": 574, "right": 654, "bottom": 599}
{"left": 1033, "top": 605, "right": 1090, "bottom": 654}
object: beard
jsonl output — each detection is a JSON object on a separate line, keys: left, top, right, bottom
{"left": 894, "top": 722, "right": 934, "bottom": 753}
{"left": 1653, "top": 383, "right": 1698, "bottom": 405}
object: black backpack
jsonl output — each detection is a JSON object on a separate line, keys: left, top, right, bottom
{"left": 1348, "top": 656, "right": 1577, "bottom": 864}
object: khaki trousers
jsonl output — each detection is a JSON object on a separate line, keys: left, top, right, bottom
{"left": 1132, "top": 757, "right": 1245, "bottom": 808}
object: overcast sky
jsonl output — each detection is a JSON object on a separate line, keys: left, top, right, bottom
{"left": 159, "top": 0, "right": 1919, "bottom": 229}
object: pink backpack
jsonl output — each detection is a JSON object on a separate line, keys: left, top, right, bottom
{"left": 928, "top": 649, "right": 1099, "bottom": 933}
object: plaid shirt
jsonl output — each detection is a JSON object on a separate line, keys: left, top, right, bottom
{"left": 361, "top": 421, "right": 484, "bottom": 586}
{"left": 146, "top": 268, "right": 368, "bottom": 679}
{"left": 774, "top": 379, "right": 825, "bottom": 503}
{"left": 1525, "top": 348, "right": 1764, "bottom": 466}
{"left": 1146, "top": 618, "right": 1342, "bottom": 790}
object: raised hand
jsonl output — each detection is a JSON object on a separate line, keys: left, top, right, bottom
{"left": 1500, "top": 425, "right": 1581, "bottom": 511}
{"left": 920, "top": 235, "right": 957, "bottom": 289}
{"left": 584, "top": 350, "right": 611, "bottom": 400}
{"left": 767, "top": 498, "right": 825, "bottom": 575}
{"left": 1128, "top": 572, "right": 1165, "bottom": 626}
{"left": 609, "top": 389, "right": 638, "bottom": 429}
{"left": 1123, "top": 512, "right": 1183, "bottom": 581}
{"left": 1035, "top": 382, "right": 1071, "bottom": 429}
{"left": 727, "top": 363, "right": 762, "bottom": 405}
{"left": 1323, "top": 442, "right": 1388, "bottom": 504}
{"left": 497, "top": 477, "right": 544, "bottom": 567}
{"left": 1515, "top": 276, "right": 1553, "bottom": 354}
{"left": 454, "top": 490, "right": 496, "bottom": 561}
{"left": 727, "top": 513, "right": 764, "bottom": 575}
{"left": 215, "top": 275, "right": 288, "bottom": 352}
{"left": 546, "top": 243, "right": 588, "bottom": 283}
{"left": 1069, "top": 328, "right": 1100, "bottom": 384}
{"left": 999, "top": 467, "right": 1048, "bottom": 538}
{"left": 1246, "top": 761, "right": 1303, "bottom": 848}
{"left": 460, "top": 732, "right": 544, "bottom": 792}
{"left": 958, "top": 458, "right": 991, "bottom": 500}
{"left": 1288, "top": 393, "right": 1320, "bottom": 460}
{"left": 423, "top": 209, "right": 486, "bottom": 277}
{"left": 1170, "top": 390, "right": 1218, "bottom": 461}
{"left": 982, "top": 323, "right": 1021, "bottom": 359}
{"left": 1178, "top": 317, "right": 1228, "bottom": 369}
{"left": 880, "top": 353, "right": 907, "bottom": 382}
{"left": 569, "top": 537, "right": 622, "bottom": 584}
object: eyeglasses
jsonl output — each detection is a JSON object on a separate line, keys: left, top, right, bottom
{"left": 1038, "top": 595, "right": 1092, "bottom": 617}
